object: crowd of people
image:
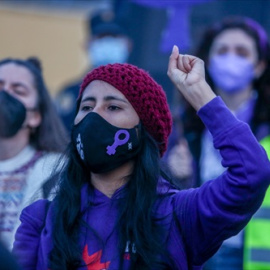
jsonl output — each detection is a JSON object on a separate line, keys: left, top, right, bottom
{"left": 1, "top": 6, "right": 270, "bottom": 270}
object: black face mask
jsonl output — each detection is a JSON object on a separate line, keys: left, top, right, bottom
{"left": 0, "top": 91, "right": 27, "bottom": 138}
{"left": 71, "top": 112, "right": 141, "bottom": 173}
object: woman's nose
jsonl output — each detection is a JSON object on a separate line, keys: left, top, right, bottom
{"left": 91, "top": 105, "right": 104, "bottom": 117}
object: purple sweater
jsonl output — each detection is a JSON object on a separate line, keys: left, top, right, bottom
{"left": 13, "top": 97, "right": 270, "bottom": 270}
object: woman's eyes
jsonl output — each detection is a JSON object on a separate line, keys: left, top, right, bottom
{"left": 108, "top": 105, "right": 121, "bottom": 111}
{"left": 217, "top": 47, "right": 228, "bottom": 55}
{"left": 13, "top": 87, "right": 28, "bottom": 96}
{"left": 81, "top": 105, "right": 93, "bottom": 111}
{"left": 236, "top": 48, "right": 249, "bottom": 58}
{"left": 216, "top": 47, "right": 250, "bottom": 58}
{"left": 80, "top": 104, "right": 121, "bottom": 112}
{"left": 0, "top": 84, "right": 28, "bottom": 96}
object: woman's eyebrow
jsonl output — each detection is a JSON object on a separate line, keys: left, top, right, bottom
{"left": 81, "top": 95, "right": 128, "bottom": 103}
{"left": 81, "top": 96, "right": 95, "bottom": 103}
{"left": 12, "top": 82, "right": 30, "bottom": 91}
{"left": 0, "top": 80, "right": 30, "bottom": 92}
{"left": 104, "top": 95, "right": 128, "bottom": 103}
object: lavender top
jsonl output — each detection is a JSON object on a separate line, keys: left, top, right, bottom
{"left": 13, "top": 97, "right": 270, "bottom": 270}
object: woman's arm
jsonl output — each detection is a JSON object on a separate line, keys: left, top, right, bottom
{"left": 12, "top": 199, "right": 50, "bottom": 270}
{"left": 167, "top": 46, "right": 270, "bottom": 266}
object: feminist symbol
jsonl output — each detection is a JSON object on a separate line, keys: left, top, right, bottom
{"left": 106, "top": 130, "right": 130, "bottom": 155}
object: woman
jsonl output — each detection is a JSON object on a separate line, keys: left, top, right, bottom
{"left": 0, "top": 57, "right": 68, "bottom": 250}
{"left": 13, "top": 46, "right": 270, "bottom": 270}
{"left": 183, "top": 16, "right": 270, "bottom": 184}
{"left": 181, "top": 16, "right": 270, "bottom": 270}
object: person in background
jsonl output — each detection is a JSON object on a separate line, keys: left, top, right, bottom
{"left": 55, "top": 8, "right": 132, "bottom": 132}
{"left": 0, "top": 57, "right": 68, "bottom": 250}
{"left": 12, "top": 46, "right": 270, "bottom": 270}
{"left": 163, "top": 110, "right": 195, "bottom": 189}
{"left": 243, "top": 64, "right": 270, "bottom": 270}
{"left": 181, "top": 16, "right": 270, "bottom": 269}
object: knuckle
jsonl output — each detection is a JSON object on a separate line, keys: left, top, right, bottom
{"left": 198, "top": 59, "right": 204, "bottom": 65}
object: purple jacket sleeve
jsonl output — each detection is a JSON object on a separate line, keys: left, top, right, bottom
{"left": 12, "top": 199, "right": 50, "bottom": 270}
{"left": 173, "top": 97, "right": 270, "bottom": 266}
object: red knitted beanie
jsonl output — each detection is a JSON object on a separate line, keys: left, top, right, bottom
{"left": 79, "top": 63, "right": 172, "bottom": 156}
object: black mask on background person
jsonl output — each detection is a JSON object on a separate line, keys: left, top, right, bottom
{"left": 72, "top": 112, "right": 141, "bottom": 173}
{"left": 0, "top": 91, "right": 27, "bottom": 138}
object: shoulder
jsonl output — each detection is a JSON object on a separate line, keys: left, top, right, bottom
{"left": 20, "top": 199, "right": 51, "bottom": 231}
{"left": 33, "top": 151, "right": 65, "bottom": 172}
{"left": 26, "top": 151, "right": 64, "bottom": 184}
{"left": 156, "top": 177, "right": 194, "bottom": 212}
{"left": 39, "top": 151, "right": 64, "bottom": 161}
{"left": 25, "top": 152, "right": 65, "bottom": 199}
{"left": 13, "top": 199, "right": 51, "bottom": 266}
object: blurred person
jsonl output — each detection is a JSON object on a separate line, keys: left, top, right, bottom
{"left": 0, "top": 57, "right": 68, "bottom": 250}
{"left": 243, "top": 65, "right": 270, "bottom": 270}
{"left": 55, "top": 8, "right": 132, "bottom": 132}
{"left": 181, "top": 16, "right": 270, "bottom": 269}
{"left": 166, "top": 137, "right": 194, "bottom": 189}
{"left": 12, "top": 46, "right": 270, "bottom": 270}
{"left": 244, "top": 134, "right": 270, "bottom": 270}
{"left": 164, "top": 111, "right": 195, "bottom": 189}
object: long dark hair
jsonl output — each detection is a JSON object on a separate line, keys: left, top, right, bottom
{"left": 49, "top": 122, "right": 178, "bottom": 269}
{"left": 0, "top": 57, "right": 68, "bottom": 152}
{"left": 182, "top": 16, "right": 270, "bottom": 185}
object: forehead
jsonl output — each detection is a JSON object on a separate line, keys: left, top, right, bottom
{"left": 212, "top": 28, "right": 257, "bottom": 51}
{"left": 82, "top": 80, "right": 127, "bottom": 99}
{"left": 0, "top": 63, "right": 34, "bottom": 84}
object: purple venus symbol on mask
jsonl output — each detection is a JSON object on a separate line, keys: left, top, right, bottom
{"left": 106, "top": 130, "right": 130, "bottom": 155}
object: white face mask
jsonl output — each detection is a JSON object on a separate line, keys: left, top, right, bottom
{"left": 208, "top": 54, "right": 255, "bottom": 94}
{"left": 88, "top": 36, "right": 129, "bottom": 68}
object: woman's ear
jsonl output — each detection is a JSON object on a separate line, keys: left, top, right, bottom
{"left": 255, "top": 60, "right": 267, "bottom": 78}
{"left": 27, "top": 110, "right": 42, "bottom": 129}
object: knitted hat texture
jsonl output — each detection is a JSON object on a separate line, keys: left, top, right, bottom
{"left": 79, "top": 63, "right": 172, "bottom": 156}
